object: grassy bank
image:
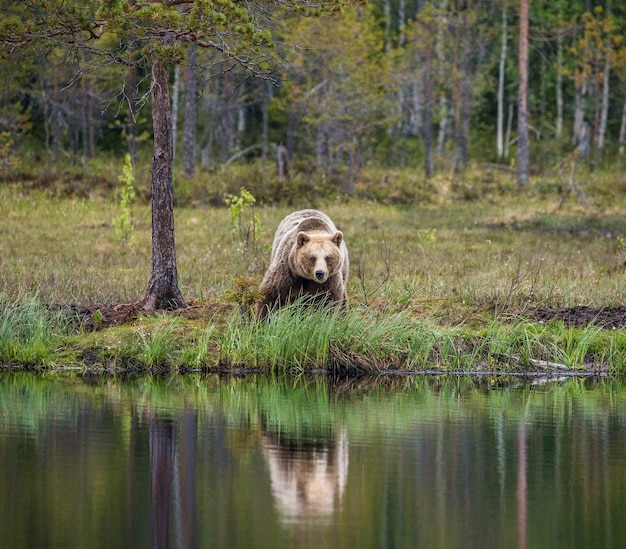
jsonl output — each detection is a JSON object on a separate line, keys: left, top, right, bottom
{"left": 2, "top": 165, "right": 626, "bottom": 374}
{"left": 1, "top": 300, "right": 624, "bottom": 373}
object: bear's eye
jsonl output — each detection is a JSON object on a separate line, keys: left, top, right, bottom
{"left": 309, "top": 256, "right": 316, "bottom": 264}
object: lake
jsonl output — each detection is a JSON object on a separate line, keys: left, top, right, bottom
{"left": 0, "top": 371, "right": 624, "bottom": 548}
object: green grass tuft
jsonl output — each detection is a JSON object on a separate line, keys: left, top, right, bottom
{"left": 0, "top": 299, "right": 73, "bottom": 367}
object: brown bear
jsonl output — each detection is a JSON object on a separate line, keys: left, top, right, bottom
{"left": 255, "top": 209, "right": 349, "bottom": 319}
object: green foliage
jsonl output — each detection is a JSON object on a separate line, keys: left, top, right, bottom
{"left": 4, "top": 0, "right": 626, "bottom": 177}
{"left": 225, "top": 186, "right": 259, "bottom": 235}
{"left": 281, "top": 7, "right": 393, "bottom": 185}
{"left": 112, "top": 154, "right": 136, "bottom": 244}
{"left": 224, "top": 275, "right": 264, "bottom": 320}
{"left": 416, "top": 228, "right": 438, "bottom": 245}
{"left": 224, "top": 186, "right": 263, "bottom": 270}
{"left": 0, "top": 132, "right": 18, "bottom": 179}
{"left": 92, "top": 309, "right": 103, "bottom": 328}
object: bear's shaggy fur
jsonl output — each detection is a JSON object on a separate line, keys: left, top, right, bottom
{"left": 255, "top": 209, "right": 349, "bottom": 318}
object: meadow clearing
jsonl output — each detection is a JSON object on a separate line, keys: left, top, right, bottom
{"left": 2, "top": 164, "right": 626, "bottom": 373}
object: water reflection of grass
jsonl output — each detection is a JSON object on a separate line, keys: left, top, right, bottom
{"left": 2, "top": 373, "right": 626, "bottom": 440}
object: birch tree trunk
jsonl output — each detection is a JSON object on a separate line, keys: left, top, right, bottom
{"left": 436, "top": 95, "right": 448, "bottom": 155}
{"left": 505, "top": 102, "right": 513, "bottom": 160}
{"left": 619, "top": 93, "right": 626, "bottom": 156}
{"left": 516, "top": 0, "right": 530, "bottom": 188}
{"left": 236, "top": 92, "right": 245, "bottom": 153}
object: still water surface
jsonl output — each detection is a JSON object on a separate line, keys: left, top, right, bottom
{"left": 1, "top": 372, "right": 625, "bottom": 549}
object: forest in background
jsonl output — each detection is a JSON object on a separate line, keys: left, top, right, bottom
{"left": 1, "top": 0, "right": 626, "bottom": 195}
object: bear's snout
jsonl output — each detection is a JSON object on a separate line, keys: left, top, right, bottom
{"left": 315, "top": 270, "right": 326, "bottom": 281}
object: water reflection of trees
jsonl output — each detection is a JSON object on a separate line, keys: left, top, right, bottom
{"left": 1, "top": 373, "right": 626, "bottom": 548}
{"left": 146, "top": 409, "right": 198, "bottom": 549}
{"left": 149, "top": 415, "right": 176, "bottom": 549}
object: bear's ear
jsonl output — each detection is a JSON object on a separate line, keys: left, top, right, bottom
{"left": 332, "top": 231, "right": 343, "bottom": 247}
{"left": 297, "top": 231, "right": 310, "bottom": 248}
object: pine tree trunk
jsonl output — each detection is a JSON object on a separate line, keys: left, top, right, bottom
{"left": 277, "top": 144, "right": 289, "bottom": 183}
{"left": 286, "top": 107, "right": 298, "bottom": 159}
{"left": 454, "top": 56, "right": 471, "bottom": 173}
{"left": 435, "top": 0, "right": 448, "bottom": 156}
{"left": 453, "top": 11, "right": 471, "bottom": 174}
{"left": 125, "top": 52, "right": 139, "bottom": 167}
{"left": 316, "top": 125, "right": 324, "bottom": 171}
{"left": 423, "top": 47, "right": 434, "bottom": 179}
{"left": 398, "top": 0, "right": 406, "bottom": 47}
{"left": 597, "top": 40, "right": 611, "bottom": 155}
{"left": 383, "top": 0, "right": 391, "bottom": 53}
{"left": 81, "top": 81, "right": 89, "bottom": 169}
{"left": 555, "top": 32, "right": 563, "bottom": 140}
{"left": 261, "top": 80, "right": 271, "bottom": 162}
{"left": 598, "top": 0, "right": 614, "bottom": 163}
{"left": 52, "top": 81, "right": 61, "bottom": 163}
{"left": 516, "top": 0, "right": 530, "bottom": 188}
{"left": 171, "top": 65, "right": 180, "bottom": 160}
{"left": 497, "top": 2, "right": 507, "bottom": 160}
{"left": 142, "top": 61, "right": 186, "bottom": 312}
{"left": 573, "top": 89, "right": 587, "bottom": 148}
{"left": 183, "top": 42, "right": 197, "bottom": 178}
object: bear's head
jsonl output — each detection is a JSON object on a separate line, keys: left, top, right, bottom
{"left": 293, "top": 231, "right": 343, "bottom": 283}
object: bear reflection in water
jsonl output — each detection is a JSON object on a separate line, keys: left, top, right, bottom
{"left": 261, "top": 426, "right": 348, "bottom": 524}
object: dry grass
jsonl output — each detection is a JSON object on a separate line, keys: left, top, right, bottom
{"left": 3, "top": 173, "right": 626, "bottom": 318}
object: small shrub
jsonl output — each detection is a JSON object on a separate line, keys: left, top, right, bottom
{"left": 224, "top": 186, "right": 264, "bottom": 272}
{"left": 224, "top": 275, "right": 263, "bottom": 321}
{"left": 0, "top": 132, "right": 19, "bottom": 180}
{"left": 112, "top": 154, "right": 136, "bottom": 243}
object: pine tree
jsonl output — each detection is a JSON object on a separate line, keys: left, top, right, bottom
{"left": 1, "top": 0, "right": 352, "bottom": 311}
